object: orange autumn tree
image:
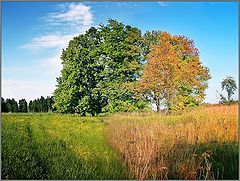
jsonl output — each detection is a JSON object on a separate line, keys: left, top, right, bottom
{"left": 138, "top": 32, "right": 211, "bottom": 113}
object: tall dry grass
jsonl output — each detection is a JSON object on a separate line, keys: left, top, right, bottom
{"left": 106, "top": 104, "right": 238, "bottom": 179}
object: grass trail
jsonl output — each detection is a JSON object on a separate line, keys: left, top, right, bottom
{"left": 2, "top": 114, "right": 131, "bottom": 179}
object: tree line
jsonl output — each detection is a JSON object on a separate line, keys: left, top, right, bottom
{"left": 2, "top": 20, "right": 236, "bottom": 115}
{"left": 1, "top": 96, "right": 55, "bottom": 113}
{"left": 1, "top": 74, "right": 235, "bottom": 114}
{"left": 53, "top": 19, "right": 211, "bottom": 116}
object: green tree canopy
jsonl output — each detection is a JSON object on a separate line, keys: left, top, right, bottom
{"left": 53, "top": 20, "right": 149, "bottom": 115}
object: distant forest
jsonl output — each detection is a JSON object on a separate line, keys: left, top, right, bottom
{"left": 1, "top": 96, "right": 55, "bottom": 113}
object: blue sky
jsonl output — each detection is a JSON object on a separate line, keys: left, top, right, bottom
{"left": 2, "top": 2, "right": 238, "bottom": 103}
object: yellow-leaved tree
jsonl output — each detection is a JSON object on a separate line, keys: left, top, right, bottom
{"left": 138, "top": 32, "right": 211, "bottom": 113}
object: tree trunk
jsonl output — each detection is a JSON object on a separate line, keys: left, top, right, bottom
{"left": 156, "top": 104, "right": 160, "bottom": 112}
{"left": 154, "top": 94, "right": 161, "bottom": 113}
{"left": 227, "top": 92, "right": 231, "bottom": 106}
{"left": 165, "top": 91, "right": 171, "bottom": 114}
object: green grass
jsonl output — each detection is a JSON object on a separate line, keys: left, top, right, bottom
{"left": 1, "top": 113, "right": 131, "bottom": 179}
{"left": 1, "top": 105, "right": 238, "bottom": 180}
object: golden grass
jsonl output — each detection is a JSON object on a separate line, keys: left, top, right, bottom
{"left": 106, "top": 104, "right": 238, "bottom": 179}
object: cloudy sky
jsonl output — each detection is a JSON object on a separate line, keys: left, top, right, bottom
{"left": 2, "top": 2, "right": 238, "bottom": 103}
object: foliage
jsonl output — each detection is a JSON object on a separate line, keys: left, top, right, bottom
{"left": 1, "top": 97, "right": 7, "bottom": 112}
{"left": 53, "top": 19, "right": 149, "bottom": 115}
{"left": 138, "top": 32, "right": 211, "bottom": 112}
{"left": 219, "top": 76, "right": 237, "bottom": 105}
{"left": 28, "top": 96, "right": 55, "bottom": 113}
{"left": 1, "top": 96, "right": 54, "bottom": 113}
{"left": 142, "top": 30, "right": 161, "bottom": 57}
{"left": 18, "top": 99, "right": 28, "bottom": 113}
{"left": 2, "top": 98, "right": 19, "bottom": 113}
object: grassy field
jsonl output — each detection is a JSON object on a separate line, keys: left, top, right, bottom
{"left": 1, "top": 114, "right": 130, "bottom": 179}
{"left": 1, "top": 104, "right": 239, "bottom": 180}
{"left": 107, "top": 104, "right": 239, "bottom": 179}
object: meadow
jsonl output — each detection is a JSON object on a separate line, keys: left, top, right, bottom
{"left": 1, "top": 114, "right": 130, "bottom": 179}
{"left": 1, "top": 104, "right": 239, "bottom": 180}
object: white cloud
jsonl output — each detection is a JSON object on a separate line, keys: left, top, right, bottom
{"left": 20, "top": 3, "right": 93, "bottom": 51}
{"left": 46, "top": 3, "right": 93, "bottom": 27}
{"left": 20, "top": 33, "right": 76, "bottom": 50}
{"left": 158, "top": 2, "right": 169, "bottom": 7}
{"left": 42, "top": 3, "right": 93, "bottom": 34}
{"left": 2, "top": 80, "right": 55, "bottom": 102}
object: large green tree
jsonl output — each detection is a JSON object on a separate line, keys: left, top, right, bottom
{"left": 53, "top": 20, "right": 149, "bottom": 115}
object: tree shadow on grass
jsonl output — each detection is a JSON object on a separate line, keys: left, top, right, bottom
{"left": 194, "top": 141, "right": 238, "bottom": 180}
{"left": 166, "top": 141, "right": 239, "bottom": 180}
